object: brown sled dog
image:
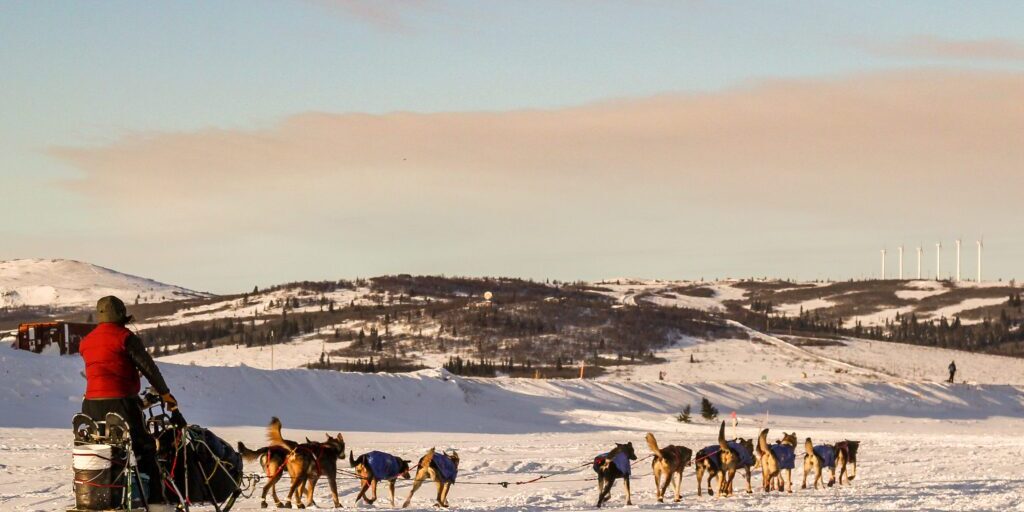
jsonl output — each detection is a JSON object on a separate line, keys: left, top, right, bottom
{"left": 238, "top": 417, "right": 298, "bottom": 509}
{"left": 645, "top": 433, "right": 692, "bottom": 503}
{"left": 402, "top": 448, "right": 460, "bottom": 508}
{"left": 350, "top": 450, "right": 413, "bottom": 506}
{"left": 716, "top": 422, "right": 755, "bottom": 497}
{"left": 756, "top": 429, "right": 797, "bottom": 493}
{"left": 834, "top": 440, "right": 860, "bottom": 485}
{"left": 593, "top": 442, "right": 637, "bottom": 507}
{"left": 267, "top": 417, "right": 346, "bottom": 509}
{"left": 802, "top": 437, "right": 845, "bottom": 490}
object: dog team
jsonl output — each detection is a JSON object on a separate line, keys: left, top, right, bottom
{"left": 237, "top": 417, "right": 859, "bottom": 509}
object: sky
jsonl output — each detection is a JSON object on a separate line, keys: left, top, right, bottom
{"left": 2, "top": 1, "right": 1023, "bottom": 293}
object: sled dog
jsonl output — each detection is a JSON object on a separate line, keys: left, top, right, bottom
{"left": 402, "top": 448, "right": 460, "bottom": 508}
{"left": 802, "top": 437, "right": 844, "bottom": 490}
{"left": 592, "top": 442, "right": 637, "bottom": 507}
{"left": 756, "top": 429, "right": 797, "bottom": 493}
{"left": 645, "top": 432, "right": 692, "bottom": 503}
{"left": 350, "top": 450, "right": 413, "bottom": 506}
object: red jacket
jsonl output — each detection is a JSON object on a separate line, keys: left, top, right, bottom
{"left": 80, "top": 323, "right": 143, "bottom": 399}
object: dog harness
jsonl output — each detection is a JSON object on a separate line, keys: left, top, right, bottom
{"left": 432, "top": 453, "right": 458, "bottom": 483}
{"left": 698, "top": 445, "right": 722, "bottom": 472}
{"left": 727, "top": 441, "right": 755, "bottom": 467}
{"left": 366, "top": 451, "right": 405, "bottom": 480}
{"left": 770, "top": 444, "right": 796, "bottom": 470}
{"left": 593, "top": 451, "right": 631, "bottom": 476}
{"left": 813, "top": 445, "right": 836, "bottom": 468}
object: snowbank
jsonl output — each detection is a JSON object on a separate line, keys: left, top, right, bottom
{"left": 3, "top": 344, "right": 1022, "bottom": 432}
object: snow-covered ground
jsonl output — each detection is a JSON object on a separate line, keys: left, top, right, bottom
{"left": 0, "top": 259, "right": 207, "bottom": 308}
{"left": 3, "top": 321, "right": 1024, "bottom": 511}
{"left": 588, "top": 279, "right": 747, "bottom": 311}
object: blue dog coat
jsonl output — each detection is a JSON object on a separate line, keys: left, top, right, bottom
{"left": 594, "top": 451, "right": 631, "bottom": 476}
{"left": 727, "top": 441, "right": 755, "bottom": 467}
{"left": 432, "top": 453, "right": 458, "bottom": 483}
{"left": 813, "top": 445, "right": 836, "bottom": 468}
{"left": 699, "top": 446, "right": 722, "bottom": 472}
{"left": 770, "top": 444, "right": 796, "bottom": 470}
{"left": 366, "top": 451, "right": 405, "bottom": 480}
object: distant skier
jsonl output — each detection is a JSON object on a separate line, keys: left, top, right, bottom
{"left": 947, "top": 360, "right": 957, "bottom": 384}
{"left": 79, "top": 295, "right": 178, "bottom": 500}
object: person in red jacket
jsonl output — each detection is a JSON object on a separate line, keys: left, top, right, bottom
{"left": 80, "top": 295, "right": 177, "bottom": 500}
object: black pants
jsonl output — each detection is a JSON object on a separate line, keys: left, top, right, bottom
{"left": 82, "top": 397, "right": 162, "bottom": 502}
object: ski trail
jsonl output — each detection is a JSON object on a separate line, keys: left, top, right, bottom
{"left": 726, "top": 320, "right": 901, "bottom": 382}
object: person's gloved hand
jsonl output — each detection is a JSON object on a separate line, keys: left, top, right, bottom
{"left": 161, "top": 393, "right": 179, "bottom": 412}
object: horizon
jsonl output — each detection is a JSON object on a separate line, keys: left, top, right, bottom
{"left": 3, "top": 1, "right": 1023, "bottom": 293}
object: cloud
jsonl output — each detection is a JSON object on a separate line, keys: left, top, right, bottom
{"left": 50, "top": 70, "right": 1024, "bottom": 251}
{"left": 871, "top": 35, "right": 1024, "bottom": 62}
{"left": 301, "top": 0, "right": 436, "bottom": 31}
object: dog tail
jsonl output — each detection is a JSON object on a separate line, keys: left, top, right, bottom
{"left": 757, "top": 429, "right": 772, "bottom": 459}
{"left": 349, "top": 450, "right": 357, "bottom": 468}
{"left": 237, "top": 441, "right": 265, "bottom": 463}
{"left": 804, "top": 437, "right": 814, "bottom": 458}
{"left": 718, "top": 421, "right": 729, "bottom": 451}
{"left": 266, "top": 416, "right": 297, "bottom": 450}
{"left": 419, "top": 447, "right": 435, "bottom": 471}
{"left": 645, "top": 432, "right": 664, "bottom": 461}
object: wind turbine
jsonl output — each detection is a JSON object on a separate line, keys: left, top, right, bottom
{"left": 898, "top": 246, "right": 904, "bottom": 280}
{"left": 935, "top": 242, "right": 942, "bottom": 281}
{"left": 880, "top": 249, "right": 886, "bottom": 280}
{"left": 955, "top": 239, "right": 962, "bottom": 282}
{"left": 977, "top": 238, "right": 984, "bottom": 282}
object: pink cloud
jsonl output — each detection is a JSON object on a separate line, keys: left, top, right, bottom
{"left": 872, "top": 35, "right": 1024, "bottom": 61}
{"left": 50, "top": 70, "right": 1024, "bottom": 236}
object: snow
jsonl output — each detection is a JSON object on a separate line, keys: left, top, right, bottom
{"left": 774, "top": 298, "right": 835, "bottom": 316}
{"left": 3, "top": 321, "right": 1024, "bottom": 510}
{"left": 134, "top": 287, "right": 371, "bottom": 330}
{"left": 924, "top": 297, "right": 1009, "bottom": 324}
{"left": 156, "top": 331, "right": 350, "bottom": 369}
{"left": 0, "top": 259, "right": 207, "bottom": 308}
{"left": 895, "top": 280, "right": 948, "bottom": 301}
{"left": 588, "top": 279, "right": 747, "bottom": 312}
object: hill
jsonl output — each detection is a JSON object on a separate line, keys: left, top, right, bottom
{"left": 0, "top": 258, "right": 208, "bottom": 309}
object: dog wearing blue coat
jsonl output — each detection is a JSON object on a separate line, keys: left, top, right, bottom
{"left": 350, "top": 450, "right": 412, "bottom": 506}
{"left": 756, "top": 429, "right": 796, "bottom": 493}
{"left": 403, "top": 448, "right": 460, "bottom": 508}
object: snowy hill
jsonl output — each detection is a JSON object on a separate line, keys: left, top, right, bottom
{"left": 0, "top": 258, "right": 208, "bottom": 308}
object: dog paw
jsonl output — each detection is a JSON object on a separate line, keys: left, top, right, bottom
{"left": 261, "top": 502, "right": 269, "bottom": 509}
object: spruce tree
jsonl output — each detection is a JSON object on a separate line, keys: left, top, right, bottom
{"left": 677, "top": 404, "right": 692, "bottom": 423}
{"left": 700, "top": 397, "right": 718, "bottom": 421}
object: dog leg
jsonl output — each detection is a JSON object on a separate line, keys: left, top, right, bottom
{"left": 306, "top": 475, "right": 319, "bottom": 509}
{"left": 695, "top": 466, "right": 704, "bottom": 497}
{"left": 827, "top": 466, "right": 836, "bottom": 488}
{"left": 402, "top": 473, "right": 427, "bottom": 508}
{"left": 354, "top": 480, "right": 371, "bottom": 505}
{"left": 744, "top": 467, "right": 752, "bottom": 494}
{"left": 367, "top": 479, "right": 379, "bottom": 505}
{"left": 624, "top": 476, "right": 632, "bottom": 506}
{"left": 653, "top": 469, "right": 663, "bottom": 502}
{"left": 389, "top": 479, "right": 397, "bottom": 507}
{"left": 801, "top": 460, "right": 809, "bottom": 490}
{"left": 326, "top": 473, "right": 341, "bottom": 508}
{"left": 673, "top": 470, "right": 682, "bottom": 503}
{"left": 440, "top": 482, "right": 452, "bottom": 508}
{"left": 785, "top": 469, "right": 793, "bottom": 493}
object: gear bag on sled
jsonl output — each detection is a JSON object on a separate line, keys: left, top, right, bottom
{"left": 155, "top": 422, "right": 244, "bottom": 509}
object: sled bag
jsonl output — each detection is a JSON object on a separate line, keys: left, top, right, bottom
{"left": 157, "top": 425, "right": 242, "bottom": 505}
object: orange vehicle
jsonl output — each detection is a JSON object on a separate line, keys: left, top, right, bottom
{"left": 15, "top": 322, "right": 95, "bottom": 355}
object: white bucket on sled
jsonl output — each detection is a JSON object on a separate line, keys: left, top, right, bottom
{"left": 73, "top": 444, "right": 113, "bottom": 470}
